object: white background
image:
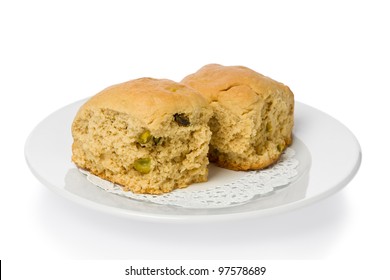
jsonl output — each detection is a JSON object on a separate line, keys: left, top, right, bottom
{"left": 1, "top": 0, "right": 389, "bottom": 278}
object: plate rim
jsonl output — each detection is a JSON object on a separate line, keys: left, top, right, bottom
{"left": 25, "top": 99, "right": 362, "bottom": 223}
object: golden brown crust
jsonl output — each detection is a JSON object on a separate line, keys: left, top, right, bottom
{"left": 182, "top": 64, "right": 294, "bottom": 114}
{"left": 74, "top": 78, "right": 209, "bottom": 129}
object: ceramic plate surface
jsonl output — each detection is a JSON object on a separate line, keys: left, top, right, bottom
{"left": 25, "top": 99, "right": 361, "bottom": 222}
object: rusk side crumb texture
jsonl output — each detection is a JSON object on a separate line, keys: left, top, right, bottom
{"left": 182, "top": 64, "right": 294, "bottom": 171}
{"left": 71, "top": 78, "right": 212, "bottom": 194}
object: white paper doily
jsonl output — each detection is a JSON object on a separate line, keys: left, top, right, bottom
{"left": 79, "top": 147, "right": 299, "bottom": 209}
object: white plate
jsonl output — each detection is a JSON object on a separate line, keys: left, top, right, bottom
{"left": 25, "top": 99, "right": 361, "bottom": 222}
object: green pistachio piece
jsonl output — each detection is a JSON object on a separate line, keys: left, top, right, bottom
{"left": 133, "top": 158, "right": 151, "bottom": 174}
{"left": 137, "top": 130, "right": 152, "bottom": 144}
{"left": 174, "top": 113, "right": 190, "bottom": 127}
{"left": 277, "top": 143, "right": 285, "bottom": 152}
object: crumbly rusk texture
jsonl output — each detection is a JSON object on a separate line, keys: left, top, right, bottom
{"left": 71, "top": 78, "right": 212, "bottom": 194}
{"left": 182, "top": 64, "right": 294, "bottom": 171}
